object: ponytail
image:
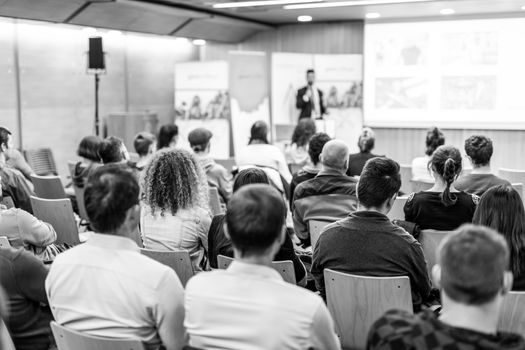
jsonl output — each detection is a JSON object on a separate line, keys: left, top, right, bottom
{"left": 440, "top": 158, "right": 458, "bottom": 207}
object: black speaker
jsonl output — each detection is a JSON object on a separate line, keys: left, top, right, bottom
{"left": 88, "top": 37, "right": 105, "bottom": 70}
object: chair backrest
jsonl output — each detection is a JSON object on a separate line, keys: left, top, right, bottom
{"left": 50, "top": 322, "right": 146, "bottom": 350}
{"left": 208, "top": 187, "right": 223, "bottom": 216}
{"left": 30, "top": 196, "right": 80, "bottom": 246}
{"left": 387, "top": 196, "right": 408, "bottom": 221}
{"left": 1, "top": 319, "right": 16, "bottom": 350}
{"left": 500, "top": 168, "right": 525, "bottom": 198}
{"left": 399, "top": 164, "right": 412, "bottom": 195}
{"left": 24, "top": 148, "right": 58, "bottom": 176}
{"left": 410, "top": 179, "right": 433, "bottom": 193}
{"left": 0, "top": 236, "right": 10, "bottom": 248}
{"left": 1, "top": 196, "right": 15, "bottom": 209}
{"left": 308, "top": 220, "right": 331, "bottom": 248}
{"left": 419, "top": 229, "right": 451, "bottom": 275}
{"left": 30, "top": 175, "right": 67, "bottom": 199}
{"left": 140, "top": 249, "right": 194, "bottom": 287}
{"left": 214, "top": 158, "right": 236, "bottom": 174}
{"left": 324, "top": 269, "right": 412, "bottom": 349}
{"left": 217, "top": 255, "right": 296, "bottom": 284}
{"left": 498, "top": 292, "right": 525, "bottom": 334}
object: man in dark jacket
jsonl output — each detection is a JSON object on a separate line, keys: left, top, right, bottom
{"left": 296, "top": 69, "right": 326, "bottom": 120}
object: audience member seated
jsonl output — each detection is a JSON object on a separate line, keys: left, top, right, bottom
{"left": 237, "top": 120, "right": 292, "bottom": 184}
{"left": 72, "top": 135, "right": 102, "bottom": 188}
{"left": 289, "top": 132, "right": 331, "bottom": 209}
{"left": 46, "top": 165, "right": 185, "bottom": 350}
{"left": 132, "top": 132, "right": 156, "bottom": 171}
{"left": 411, "top": 127, "right": 445, "bottom": 182}
{"left": 189, "top": 127, "right": 232, "bottom": 203}
{"left": 455, "top": 135, "right": 510, "bottom": 196}
{"left": 140, "top": 148, "right": 211, "bottom": 271}
{"left": 312, "top": 157, "right": 432, "bottom": 311}
{"left": 157, "top": 123, "right": 179, "bottom": 150}
{"left": 292, "top": 139, "right": 357, "bottom": 243}
{"left": 405, "top": 146, "right": 478, "bottom": 231}
{"left": 285, "top": 118, "right": 316, "bottom": 170}
{"left": 346, "top": 126, "right": 381, "bottom": 177}
{"left": 1, "top": 246, "right": 53, "bottom": 350}
{"left": 368, "top": 224, "right": 525, "bottom": 350}
{"left": 185, "top": 184, "right": 340, "bottom": 350}
{"left": 207, "top": 168, "right": 306, "bottom": 285}
{"left": 6, "top": 148, "right": 35, "bottom": 181}
{"left": 473, "top": 185, "right": 525, "bottom": 291}
{"left": 98, "top": 136, "right": 130, "bottom": 165}
{"left": 0, "top": 127, "right": 34, "bottom": 213}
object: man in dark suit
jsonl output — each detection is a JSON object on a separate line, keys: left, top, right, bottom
{"left": 296, "top": 69, "right": 326, "bottom": 120}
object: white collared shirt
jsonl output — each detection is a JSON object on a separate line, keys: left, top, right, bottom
{"left": 45, "top": 233, "right": 186, "bottom": 350}
{"left": 184, "top": 261, "right": 340, "bottom": 350}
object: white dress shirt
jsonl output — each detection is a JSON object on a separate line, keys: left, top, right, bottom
{"left": 236, "top": 144, "right": 293, "bottom": 184}
{"left": 45, "top": 233, "right": 186, "bottom": 350}
{"left": 184, "top": 260, "right": 340, "bottom": 350}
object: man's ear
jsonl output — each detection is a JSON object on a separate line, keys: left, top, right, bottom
{"left": 431, "top": 264, "right": 442, "bottom": 289}
{"left": 126, "top": 204, "right": 140, "bottom": 224}
{"left": 502, "top": 271, "right": 514, "bottom": 296}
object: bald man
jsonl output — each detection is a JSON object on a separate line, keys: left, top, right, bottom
{"left": 292, "top": 140, "right": 358, "bottom": 245}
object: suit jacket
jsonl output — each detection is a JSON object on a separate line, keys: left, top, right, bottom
{"left": 296, "top": 86, "right": 326, "bottom": 119}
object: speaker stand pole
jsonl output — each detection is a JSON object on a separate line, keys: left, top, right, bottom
{"left": 94, "top": 73, "right": 100, "bottom": 136}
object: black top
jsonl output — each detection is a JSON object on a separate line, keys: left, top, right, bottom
{"left": 289, "top": 167, "right": 319, "bottom": 210}
{"left": 346, "top": 151, "right": 381, "bottom": 177}
{"left": 454, "top": 173, "right": 511, "bottom": 196}
{"left": 311, "top": 211, "right": 432, "bottom": 311}
{"left": 512, "top": 246, "right": 525, "bottom": 291}
{"left": 207, "top": 214, "right": 306, "bottom": 283}
{"left": 404, "top": 191, "right": 479, "bottom": 231}
{"left": 368, "top": 309, "right": 525, "bottom": 350}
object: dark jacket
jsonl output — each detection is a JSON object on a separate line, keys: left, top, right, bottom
{"left": 346, "top": 151, "right": 381, "bottom": 177}
{"left": 296, "top": 86, "right": 326, "bottom": 119}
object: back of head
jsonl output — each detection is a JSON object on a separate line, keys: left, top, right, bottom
{"left": 0, "top": 127, "right": 11, "bottom": 151}
{"left": 78, "top": 135, "right": 102, "bottom": 162}
{"left": 429, "top": 145, "right": 462, "bottom": 207}
{"left": 425, "top": 127, "right": 445, "bottom": 156}
{"left": 157, "top": 124, "right": 179, "bottom": 150}
{"left": 226, "top": 184, "right": 285, "bottom": 256}
{"left": 249, "top": 120, "right": 269, "bottom": 144}
{"left": 233, "top": 168, "right": 270, "bottom": 193}
{"left": 473, "top": 185, "right": 525, "bottom": 277}
{"left": 142, "top": 148, "right": 207, "bottom": 215}
{"left": 358, "top": 127, "right": 376, "bottom": 153}
{"left": 98, "top": 136, "right": 127, "bottom": 164}
{"left": 291, "top": 119, "right": 317, "bottom": 147}
{"left": 438, "top": 224, "right": 509, "bottom": 305}
{"left": 85, "top": 164, "right": 139, "bottom": 233}
{"left": 464, "top": 135, "right": 493, "bottom": 167}
{"left": 188, "top": 127, "right": 213, "bottom": 153}
{"left": 308, "top": 132, "right": 331, "bottom": 166}
{"left": 133, "top": 132, "right": 155, "bottom": 157}
{"left": 320, "top": 139, "right": 350, "bottom": 172}
{"left": 358, "top": 157, "right": 401, "bottom": 208}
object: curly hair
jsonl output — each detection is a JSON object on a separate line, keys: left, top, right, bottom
{"left": 465, "top": 135, "right": 493, "bottom": 167}
{"left": 425, "top": 127, "right": 445, "bottom": 156}
{"left": 429, "top": 145, "right": 462, "bottom": 207}
{"left": 141, "top": 148, "right": 209, "bottom": 216}
{"left": 291, "top": 119, "right": 316, "bottom": 148}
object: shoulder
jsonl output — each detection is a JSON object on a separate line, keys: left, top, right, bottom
{"left": 293, "top": 177, "right": 316, "bottom": 197}
{"left": 369, "top": 309, "right": 423, "bottom": 347}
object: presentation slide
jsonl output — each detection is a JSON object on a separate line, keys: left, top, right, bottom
{"left": 364, "top": 18, "right": 525, "bottom": 129}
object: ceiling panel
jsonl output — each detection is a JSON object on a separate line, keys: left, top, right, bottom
{"left": 177, "top": 16, "right": 264, "bottom": 42}
{"left": 0, "top": 0, "right": 86, "bottom": 22}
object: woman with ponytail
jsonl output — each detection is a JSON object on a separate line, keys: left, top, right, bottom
{"left": 404, "top": 145, "right": 479, "bottom": 230}
{"left": 411, "top": 127, "right": 445, "bottom": 182}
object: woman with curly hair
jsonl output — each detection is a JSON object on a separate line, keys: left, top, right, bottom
{"left": 140, "top": 148, "right": 211, "bottom": 271}
{"left": 285, "top": 119, "right": 317, "bottom": 171}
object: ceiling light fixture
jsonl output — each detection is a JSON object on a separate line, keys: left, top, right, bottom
{"left": 285, "top": 0, "right": 435, "bottom": 10}
{"left": 297, "top": 15, "right": 313, "bottom": 22}
{"left": 214, "top": 0, "right": 322, "bottom": 9}
{"left": 365, "top": 12, "right": 381, "bottom": 19}
{"left": 440, "top": 8, "right": 455, "bottom": 15}
{"left": 193, "top": 39, "right": 206, "bottom": 46}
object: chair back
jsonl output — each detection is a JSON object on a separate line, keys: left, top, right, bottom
{"left": 208, "top": 187, "right": 223, "bottom": 216}
{"left": 410, "top": 179, "right": 433, "bottom": 193}
{"left": 30, "top": 175, "right": 67, "bottom": 199}
{"left": 498, "top": 292, "right": 525, "bottom": 334}
{"left": 51, "top": 322, "right": 146, "bottom": 350}
{"left": 1, "top": 196, "right": 15, "bottom": 209}
{"left": 419, "top": 229, "right": 451, "bottom": 275}
{"left": 387, "top": 196, "right": 408, "bottom": 221}
{"left": 217, "top": 255, "right": 296, "bottom": 284}
{"left": 308, "top": 220, "right": 331, "bottom": 248}
{"left": 140, "top": 249, "right": 194, "bottom": 287}
{"left": 30, "top": 196, "right": 80, "bottom": 246}
{"left": 24, "top": 148, "right": 58, "bottom": 175}
{"left": 500, "top": 168, "right": 525, "bottom": 198}
{"left": 324, "top": 269, "right": 412, "bottom": 349}
{"left": 399, "top": 164, "right": 412, "bottom": 195}
{"left": 214, "top": 158, "right": 236, "bottom": 174}
{"left": 1, "top": 319, "right": 16, "bottom": 350}
{"left": 0, "top": 236, "right": 10, "bottom": 248}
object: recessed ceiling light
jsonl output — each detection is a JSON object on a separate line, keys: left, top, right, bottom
{"left": 365, "top": 12, "right": 381, "bottom": 19}
{"left": 284, "top": 0, "right": 433, "bottom": 9}
{"left": 214, "top": 0, "right": 321, "bottom": 9}
{"left": 440, "top": 8, "right": 455, "bottom": 15}
{"left": 192, "top": 39, "right": 206, "bottom": 46}
{"left": 297, "top": 15, "right": 313, "bottom": 22}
